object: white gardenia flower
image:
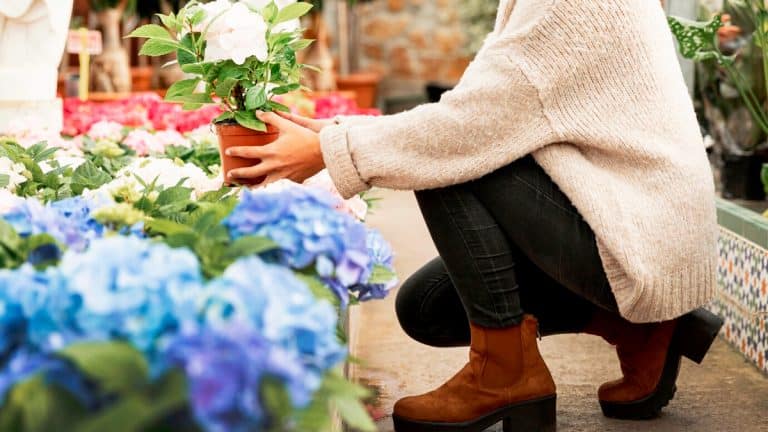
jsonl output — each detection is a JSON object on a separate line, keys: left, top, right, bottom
{"left": 191, "top": 0, "right": 233, "bottom": 32}
{"left": 0, "top": 157, "right": 27, "bottom": 192}
{"left": 204, "top": 2, "right": 269, "bottom": 65}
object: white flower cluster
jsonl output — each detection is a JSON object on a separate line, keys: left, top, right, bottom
{"left": 0, "top": 157, "right": 28, "bottom": 192}
{"left": 93, "top": 158, "right": 223, "bottom": 203}
{"left": 195, "top": 0, "right": 301, "bottom": 66}
{"left": 0, "top": 189, "right": 23, "bottom": 215}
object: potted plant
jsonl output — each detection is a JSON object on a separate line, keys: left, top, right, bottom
{"left": 128, "top": 0, "right": 315, "bottom": 185}
{"left": 670, "top": 1, "right": 768, "bottom": 200}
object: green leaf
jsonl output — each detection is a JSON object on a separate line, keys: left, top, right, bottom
{"left": 126, "top": 24, "right": 174, "bottom": 41}
{"left": 70, "top": 161, "right": 112, "bottom": 195}
{"left": 32, "top": 146, "right": 58, "bottom": 163}
{"left": 297, "top": 274, "right": 339, "bottom": 306}
{"left": 214, "top": 111, "right": 235, "bottom": 123}
{"left": 290, "top": 38, "right": 314, "bottom": 51}
{"left": 144, "top": 218, "right": 195, "bottom": 236}
{"left": 235, "top": 111, "right": 267, "bottom": 131}
{"left": 263, "top": 2, "right": 279, "bottom": 22}
{"left": 368, "top": 264, "right": 397, "bottom": 285}
{"left": 334, "top": 396, "right": 376, "bottom": 431}
{"left": 166, "top": 78, "right": 200, "bottom": 99}
{"left": 217, "top": 63, "right": 248, "bottom": 81}
{"left": 0, "top": 375, "right": 85, "bottom": 432}
{"left": 58, "top": 342, "right": 149, "bottom": 394}
{"left": 266, "top": 100, "right": 290, "bottom": 112}
{"left": 0, "top": 174, "right": 8, "bottom": 188}
{"left": 215, "top": 77, "right": 239, "bottom": 99}
{"left": 155, "top": 185, "right": 193, "bottom": 205}
{"left": 270, "top": 83, "right": 300, "bottom": 95}
{"left": 224, "top": 235, "right": 279, "bottom": 261}
{"left": 157, "top": 12, "right": 178, "bottom": 31}
{"left": 177, "top": 33, "right": 198, "bottom": 66}
{"left": 275, "top": 2, "right": 313, "bottom": 24}
{"left": 139, "top": 38, "right": 180, "bottom": 56}
{"left": 245, "top": 86, "right": 268, "bottom": 110}
{"left": 762, "top": 163, "right": 768, "bottom": 194}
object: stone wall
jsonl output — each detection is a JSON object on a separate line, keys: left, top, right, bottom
{"left": 353, "top": 0, "right": 473, "bottom": 100}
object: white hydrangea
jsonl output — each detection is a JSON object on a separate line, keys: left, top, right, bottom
{"left": 95, "top": 158, "right": 223, "bottom": 201}
{"left": 39, "top": 156, "right": 86, "bottom": 174}
{"left": 0, "top": 189, "right": 23, "bottom": 215}
{"left": 203, "top": 2, "right": 269, "bottom": 65}
{"left": 0, "top": 157, "right": 28, "bottom": 192}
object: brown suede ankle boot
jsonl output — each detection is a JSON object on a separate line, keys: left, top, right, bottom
{"left": 583, "top": 308, "right": 723, "bottom": 419}
{"left": 392, "top": 315, "right": 557, "bottom": 432}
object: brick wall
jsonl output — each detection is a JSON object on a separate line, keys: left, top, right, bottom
{"left": 353, "top": 0, "right": 473, "bottom": 99}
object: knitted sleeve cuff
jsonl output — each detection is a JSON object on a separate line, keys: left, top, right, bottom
{"left": 319, "top": 125, "right": 371, "bottom": 199}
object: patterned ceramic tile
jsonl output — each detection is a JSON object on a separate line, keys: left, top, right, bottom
{"left": 714, "top": 227, "right": 768, "bottom": 374}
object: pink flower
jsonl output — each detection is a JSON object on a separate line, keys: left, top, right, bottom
{"left": 304, "top": 170, "right": 368, "bottom": 221}
{"left": 87, "top": 121, "right": 125, "bottom": 142}
{"left": 123, "top": 130, "right": 163, "bottom": 156}
{"left": 154, "top": 130, "right": 189, "bottom": 148}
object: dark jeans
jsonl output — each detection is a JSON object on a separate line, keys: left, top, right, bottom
{"left": 396, "top": 156, "right": 620, "bottom": 347}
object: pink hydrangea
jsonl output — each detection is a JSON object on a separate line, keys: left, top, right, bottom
{"left": 154, "top": 130, "right": 190, "bottom": 148}
{"left": 123, "top": 130, "right": 163, "bottom": 156}
{"left": 304, "top": 170, "right": 368, "bottom": 221}
{"left": 87, "top": 121, "right": 125, "bottom": 142}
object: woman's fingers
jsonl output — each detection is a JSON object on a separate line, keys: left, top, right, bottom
{"left": 256, "top": 110, "right": 295, "bottom": 131}
{"left": 225, "top": 144, "right": 271, "bottom": 159}
{"left": 276, "top": 110, "right": 315, "bottom": 129}
{"left": 228, "top": 162, "right": 277, "bottom": 181}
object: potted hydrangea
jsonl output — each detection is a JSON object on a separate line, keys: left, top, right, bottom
{"left": 128, "top": 0, "right": 314, "bottom": 185}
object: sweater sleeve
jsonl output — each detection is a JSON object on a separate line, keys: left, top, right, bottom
{"left": 319, "top": 43, "right": 555, "bottom": 199}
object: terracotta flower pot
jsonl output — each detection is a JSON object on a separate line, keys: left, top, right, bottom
{"left": 215, "top": 122, "right": 279, "bottom": 186}
{"left": 336, "top": 72, "right": 381, "bottom": 109}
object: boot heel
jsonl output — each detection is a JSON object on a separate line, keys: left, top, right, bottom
{"left": 674, "top": 308, "right": 724, "bottom": 364}
{"left": 502, "top": 395, "right": 556, "bottom": 432}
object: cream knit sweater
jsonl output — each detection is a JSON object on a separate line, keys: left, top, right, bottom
{"left": 319, "top": 0, "right": 717, "bottom": 323}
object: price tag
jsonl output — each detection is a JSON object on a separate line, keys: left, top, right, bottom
{"left": 66, "top": 29, "right": 103, "bottom": 55}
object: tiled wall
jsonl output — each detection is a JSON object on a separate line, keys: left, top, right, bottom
{"left": 714, "top": 199, "right": 768, "bottom": 374}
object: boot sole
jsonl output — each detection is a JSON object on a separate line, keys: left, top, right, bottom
{"left": 600, "top": 308, "right": 724, "bottom": 420}
{"left": 392, "top": 394, "right": 557, "bottom": 432}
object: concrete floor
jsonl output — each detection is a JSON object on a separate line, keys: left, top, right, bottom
{"left": 351, "top": 189, "right": 768, "bottom": 432}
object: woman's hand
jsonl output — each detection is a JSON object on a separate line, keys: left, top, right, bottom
{"left": 276, "top": 111, "right": 335, "bottom": 132}
{"left": 226, "top": 111, "right": 326, "bottom": 185}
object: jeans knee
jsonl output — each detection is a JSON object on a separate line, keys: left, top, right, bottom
{"left": 395, "top": 276, "right": 422, "bottom": 339}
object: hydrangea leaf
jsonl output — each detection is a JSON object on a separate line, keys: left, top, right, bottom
{"left": 0, "top": 375, "right": 85, "bottom": 432}
{"left": 367, "top": 264, "right": 397, "bottom": 285}
{"left": 70, "top": 161, "right": 112, "bottom": 196}
{"left": 57, "top": 342, "right": 149, "bottom": 395}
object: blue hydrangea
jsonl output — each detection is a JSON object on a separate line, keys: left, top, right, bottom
{"left": 0, "top": 265, "right": 76, "bottom": 352}
{"left": 350, "top": 229, "right": 398, "bottom": 301}
{"left": 194, "top": 256, "right": 346, "bottom": 410}
{"left": 3, "top": 197, "right": 105, "bottom": 253}
{"left": 164, "top": 324, "right": 270, "bottom": 432}
{"left": 58, "top": 236, "right": 204, "bottom": 364}
{"left": 223, "top": 187, "right": 370, "bottom": 292}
